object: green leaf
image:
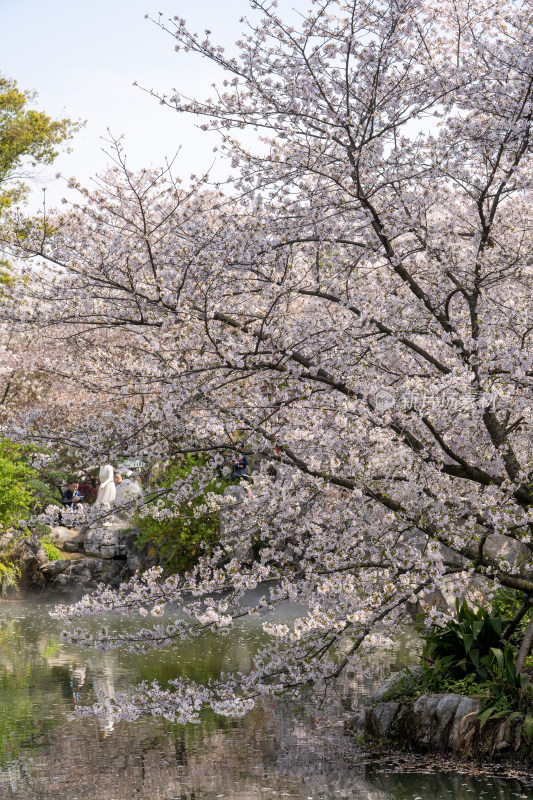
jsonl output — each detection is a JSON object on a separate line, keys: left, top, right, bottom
{"left": 519, "top": 672, "right": 531, "bottom": 690}
{"left": 490, "top": 647, "right": 504, "bottom": 675}
{"left": 524, "top": 715, "right": 533, "bottom": 742}
{"left": 478, "top": 706, "right": 499, "bottom": 728}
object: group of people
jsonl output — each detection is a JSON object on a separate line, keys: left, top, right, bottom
{"left": 61, "top": 469, "right": 143, "bottom": 512}
{"left": 61, "top": 450, "right": 250, "bottom": 518}
{"left": 215, "top": 449, "right": 250, "bottom": 481}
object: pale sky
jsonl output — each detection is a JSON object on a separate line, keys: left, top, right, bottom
{"left": 0, "top": 0, "right": 257, "bottom": 210}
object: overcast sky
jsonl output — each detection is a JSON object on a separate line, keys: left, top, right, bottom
{"left": 0, "top": 0, "right": 257, "bottom": 210}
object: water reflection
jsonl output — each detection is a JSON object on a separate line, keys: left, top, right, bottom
{"left": 0, "top": 600, "right": 529, "bottom": 799}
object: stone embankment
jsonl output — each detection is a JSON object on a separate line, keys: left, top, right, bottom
{"left": 349, "top": 671, "right": 524, "bottom": 757}
{"left": 7, "top": 520, "right": 154, "bottom": 595}
{"left": 349, "top": 692, "right": 481, "bottom": 753}
{"left": 7, "top": 480, "right": 251, "bottom": 596}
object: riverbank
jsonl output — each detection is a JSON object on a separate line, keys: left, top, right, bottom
{"left": 0, "top": 520, "right": 153, "bottom": 596}
{"left": 6, "top": 524, "right": 533, "bottom": 778}
{"left": 0, "top": 599, "right": 530, "bottom": 800}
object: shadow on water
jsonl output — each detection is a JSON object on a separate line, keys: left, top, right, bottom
{"left": 0, "top": 599, "right": 529, "bottom": 799}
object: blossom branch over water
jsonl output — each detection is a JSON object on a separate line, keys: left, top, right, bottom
{"left": 4, "top": 0, "right": 533, "bottom": 720}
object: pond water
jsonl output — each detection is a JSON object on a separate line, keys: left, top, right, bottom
{"left": 0, "top": 598, "right": 531, "bottom": 800}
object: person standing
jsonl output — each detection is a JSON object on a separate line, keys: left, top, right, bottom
{"left": 95, "top": 465, "right": 116, "bottom": 525}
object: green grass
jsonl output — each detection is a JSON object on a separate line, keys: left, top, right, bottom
{"left": 40, "top": 539, "right": 62, "bottom": 561}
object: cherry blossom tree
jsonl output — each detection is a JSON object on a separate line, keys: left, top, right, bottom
{"left": 6, "top": 0, "right": 533, "bottom": 721}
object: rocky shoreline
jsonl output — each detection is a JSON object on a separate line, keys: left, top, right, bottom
{"left": 4, "top": 520, "right": 155, "bottom": 595}
{"left": 348, "top": 671, "right": 532, "bottom": 761}
{"left": 349, "top": 692, "right": 481, "bottom": 754}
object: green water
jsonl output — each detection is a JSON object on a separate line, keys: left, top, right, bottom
{"left": 0, "top": 598, "right": 530, "bottom": 800}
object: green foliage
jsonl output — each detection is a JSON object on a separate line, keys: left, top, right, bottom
{"left": 422, "top": 664, "right": 489, "bottom": 697}
{"left": 418, "top": 599, "right": 510, "bottom": 683}
{"left": 40, "top": 539, "right": 62, "bottom": 561}
{"left": 0, "top": 75, "right": 81, "bottom": 210}
{"left": 0, "top": 440, "right": 71, "bottom": 522}
{"left": 0, "top": 258, "right": 13, "bottom": 287}
{"left": 477, "top": 642, "right": 533, "bottom": 725}
{"left": 417, "top": 600, "right": 533, "bottom": 751}
{"left": 135, "top": 456, "right": 227, "bottom": 574}
{"left": 26, "top": 475, "right": 61, "bottom": 511}
{"left": 492, "top": 587, "right": 524, "bottom": 619}
{"left": 0, "top": 560, "right": 18, "bottom": 596}
{"left": 0, "top": 439, "right": 36, "bottom": 532}
{"left": 380, "top": 666, "right": 488, "bottom": 703}
{"left": 24, "top": 445, "right": 83, "bottom": 511}
{"left": 492, "top": 587, "right": 533, "bottom": 647}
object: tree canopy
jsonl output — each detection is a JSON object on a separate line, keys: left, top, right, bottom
{"left": 0, "top": 75, "right": 80, "bottom": 212}
{"left": 5, "top": 0, "right": 533, "bottom": 724}
{"left": 0, "top": 75, "right": 81, "bottom": 414}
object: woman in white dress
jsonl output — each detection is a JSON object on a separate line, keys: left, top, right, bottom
{"left": 95, "top": 464, "right": 116, "bottom": 509}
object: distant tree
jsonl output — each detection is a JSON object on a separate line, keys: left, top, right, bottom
{"left": 0, "top": 76, "right": 81, "bottom": 415}
{"left": 0, "top": 74, "right": 80, "bottom": 213}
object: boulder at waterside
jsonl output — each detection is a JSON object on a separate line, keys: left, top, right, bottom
{"left": 349, "top": 692, "right": 481, "bottom": 753}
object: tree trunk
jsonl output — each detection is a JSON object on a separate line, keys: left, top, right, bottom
{"left": 503, "top": 595, "right": 533, "bottom": 641}
{"left": 516, "top": 614, "right": 533, "bottom": 673}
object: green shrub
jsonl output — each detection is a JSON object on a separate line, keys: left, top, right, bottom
{"left": 381, "top": 666, "right": 488, "bottom": 703}
{"left": 135, "top": 455, "right": 228, "bottom": 574}
{"left": 0, "top": 439, "right": 36, "bottom": 532}
{"left": 0, "top": 560, "right": 18, "bottom": 596}
{"left": 492, "top": 588, "right": 533, "bottom": 648}
{"left": 418, "top": 600, "right": 533, "bottom": 750}
{"left": 418, "top": 599, "right": 510, "bottom": 683}
{"left": 40, "top": 539, "right": 62, "bottom": 561}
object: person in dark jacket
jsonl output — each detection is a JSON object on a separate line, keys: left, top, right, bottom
{"left": 61, "top": 480, "right": 84, "bottom": 510}
{"left": 231, "top": 450, "right": 249, "bottom": 480}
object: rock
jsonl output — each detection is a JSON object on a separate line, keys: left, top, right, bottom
{"left": 84, "top": 522, "right": 131, "bottom": 559}
{"left": 47, "top": 526, "right": 82, "bottom": 546}
{"left": 63, "top": 540, "right": 82, "bottom": 552}
{"left": 483, "top": 533, "right": 532, "bottom": 569}
{"left": 76, "top": 557, "right": 106, "bottom": 574}
{"left": 41, "top": 559, "right": 73, "bottom": 578}
{"left": 449, "top": 696, "right": 481, "bottom": 751}
{"left": 440, "top": 543, "right": 467, "bottom": 569}
{"left": 11, "top": 538, "right": 48, "bottom": 589}
{"left": 371, "top": 668, "right": 422, "bottom": 703}
{"left": 359, "top": 690, "right": 480, "bottom": 753}
{"left": 114, "top": 479, "right": 143, "bottom": 519}
{"left": 68, "top": 560, "right": 94, "bottom": 576}
{"left": 39, "top": 554, "right": 126, "bottom": 592}
{"left": 410, "top": 693, "right": 463, "bottom": 750}
{"left": 84, "top": 524, "right": 146, "bottom": 571}
{"left": 97, "top": 559, "right": 127, "bottom": 587}
{"left": 126, "top": 552, "right": 142, "bottom": 573}
{"left": 347, "top": 709, "right": 368, "bottom": 732}
{"left": 120, "top": 528, "right": 154, "bottom": 574}
{"left": 367, "top": 702, "right": 401, "bottom": 739}
{"left": 0, "top": 530, "right": 16, "bottom": 549}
